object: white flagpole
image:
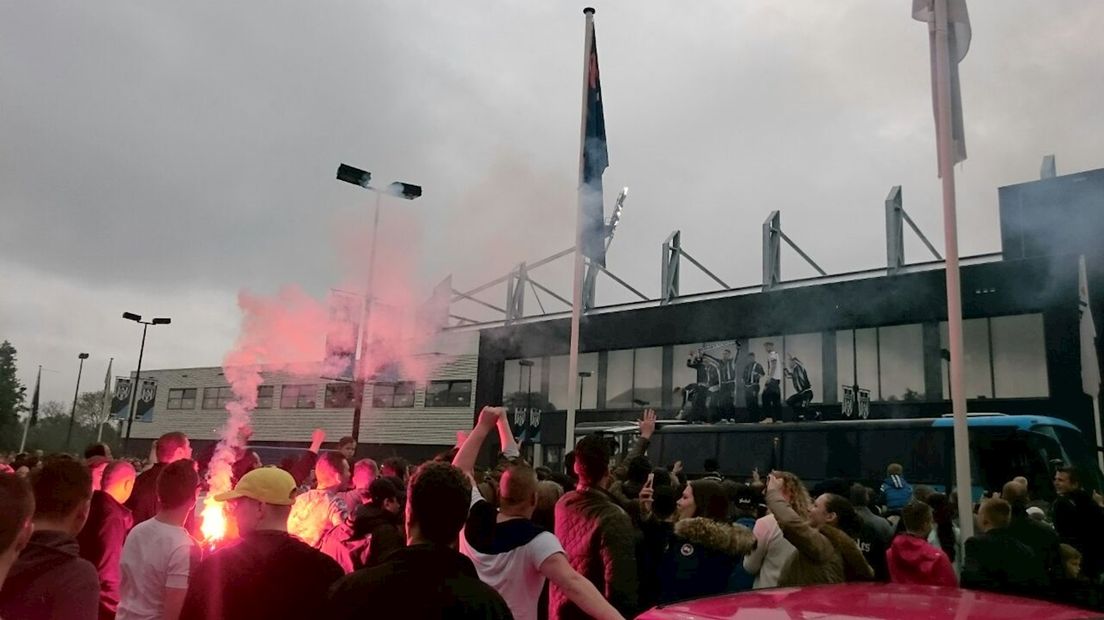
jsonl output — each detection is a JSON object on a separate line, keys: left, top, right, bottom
{"left": 97, "top": 357, "right": 114, "bottom": 442}
{"left": 933, "top": 0, "right": 974, "bottom": 540}
{"left": 564, "top": 8, "right": 596, "bottom": 459}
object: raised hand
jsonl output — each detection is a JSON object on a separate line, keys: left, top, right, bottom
{"left": 638, "top": 409, "right": 657, "bottom": 439}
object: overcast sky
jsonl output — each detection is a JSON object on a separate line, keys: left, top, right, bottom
{"left": 2, "top": 1, "right": 1102, "bottom": 407}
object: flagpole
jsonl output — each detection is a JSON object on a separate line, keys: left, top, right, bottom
{"left": 564, "top": 7, "right": 596, "bottom": 459}
{"left": 98, "top": 357, "right": 114, "bottom": 442}
{"left": 932, "top": 0, "right": 974, "bottom": 540}
{"left": 19, "top": 365, "right": 41, "bottom": 453}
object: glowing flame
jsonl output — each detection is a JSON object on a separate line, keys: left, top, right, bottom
{"left": 200, "top": 497, "right": 228, "bottom": 548}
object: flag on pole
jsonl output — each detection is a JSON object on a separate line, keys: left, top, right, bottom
{"left": 913, "top": 0, "right": 970, "bottom": 175}
{"left": 100, "top": 358, "right": 113, "bottom": 421}
{"left": 28, "top": 366, "right": 41, "bottom": 427}
{"left": 1080, "top": 256, "right": 1100, "bottom": 396}
{"left": 579, "top": 18, "right": 609, "bottom": 267}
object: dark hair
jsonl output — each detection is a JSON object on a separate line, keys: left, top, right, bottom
{"left": 407, "top": 462, "right": 471, "bottom": 546}
{"left": 925, "top": 493, "right": 956, "bottom": 562}
{"left": 155, "top": 432, "right": 189, "bottom": 463}
{"left": 625, "top": 456, "right": 652, "bottom": 486}
{"left": 901, "top": 501, "right": 933, "bottom": 534}
{"left": 337, "top": 436, "right": 356, "bottom": 448}
{"left": 1057, "top": 466, "right": 1082, "bottom": 488}
{"left": 652, "top": 484, "right": 678, "bottom": 520}
{"left": 0, "top": 474, "right": 34, "bottom": 551}
{"left": 318, "top": 451, "right": 347, "bottom": 476}
{"left": 573, "top": 435, "right": 610, "bottom": 486}
{"left": 704, "top": 458, "right": 719, "bottom": 473}
{"left": 563, "top": 451, "right": 576, "bottom": 478}
{"left": 688, "top": 479, "right": 730, "bottom": 522}
{"left": 382, "top": 457, "right": 408, "bottom": 481}
{"left": 31, "top": 458, "right": 92, "bottom": 520}
{"left": 849, "top": 484, "right": 873, "bottom": 509}
{"left": 821, "top": 493, "right": 861, "bottom": 537}
{"left": 83, "top": 443, "right": 110, "bottom": 459}
{"left": 156, "top": 459, "right": 199, "bottom": 510}
{"left": 368, "top": 477, "right": 398, "bottom": 505}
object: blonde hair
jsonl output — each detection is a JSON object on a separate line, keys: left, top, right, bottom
{"left": 775, "top": 471, "right": 812, "bottom": 518}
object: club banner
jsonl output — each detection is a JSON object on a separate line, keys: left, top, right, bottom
{"left": 110, "top": 378, "right": 132, "bottom": 419}
{"left": 135, "top": 379, "right": 157, "bottom": 422}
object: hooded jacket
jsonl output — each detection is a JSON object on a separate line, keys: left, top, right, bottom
{"left": 766, "top": 488, "right": 874, "bottom": 587}
{"left": 0, "top": 530, "right": 100, "bottom": 620}
{"left": 552, "top": 486, "right": 637, "bottom": 620}
{"left": 658, "top": 517, "right": 756, "bottom": 604}
{"left": 886, "top": 534, "right": 957, "bottom": 587}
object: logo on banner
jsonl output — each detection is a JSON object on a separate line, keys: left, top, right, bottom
{"left": 110, "top": 378, "right": 132, "bottom": 419}
{"left": 135, "top": 379, "right": 157, "bottom": 422}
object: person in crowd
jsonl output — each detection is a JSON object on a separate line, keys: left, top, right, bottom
{"left": 702, "top": 458, "right": 724, "bottom": 482}
{"left": 328, "top": 461, "right": 513, "bottom": 619}
{"left": 336, "top": 436, "right": 357, "bottom": 463}
{"left": 78, "top": 459, "right": 136, "bottom": 619}
{"left": 642, "top": 478, "right": 754, "bottom": 604}
{"left": 760, "top": 342, "right": 783, "bottom": 423}
{"left": 784, "top": 356, "right": 814, "bottom": 421}
{"left": 724, "top": 482, "right": 761, "bottom": 592}
{"left": 320, "top": 477, "right": 405, "bottom": 572}
{"left": 117, "top": 460, "right": 201, "bottom": 620}
{"left": 0, "top": 458, "right": 99, "bottom": 620}
{"left": 126, "top": 432, "right": 192, "bottom": 526}
{"left": 886, "top": 501, "right": 957, "bottom": 587}
{"left": 1052, "top": 466, "right": 1104, "bottom": 581}
{"left": 553, "top": 432, "right": 638, "bottom": 619}
{"left": 343, "top": 458, "right": 379, "bottom": 508}
{"left": 381, "top": 457, "right": 409, "bottom": 484}
{"left": 455, "top": 407, "right": 623, "bottom": 620}
{"left": 743, "top": 353, "right": 765, "bottom": 423}
{"left": 880, "top": 463, "right": 913, "bottom": 516}
{"left": 924, "top": 492, "right": 963, "bottom": 577}
{"left": 765, "top": 474, "right": 873, "bottom": 587}
{"left": 86, "top": 455, "right": 111, "bottom": 492}
{"left": 278, "top": 428, "right": 327, "bottom": 488}
{"left": 1002, "top": 480, "right": 1062, "bottom": 584}
{"left": 180, "top": 467, "right": 343, "bottom": 620}
{"left": 0, "top": 474, "right": 35, "bottom": 595}
{"left": 1053, "top": 544, "right": 1103, "bottom": 610}
{"left": 287, "top": 451, "right": 351, "bottom": 547}
{"left": 534, "top": 480, "right": 564, "bottom": 533}
{"left": 961, "top": 497, "right": 1047, "bottom": 595}
{"left": 850, "top": 484, "right": 893, "bottom": 581}
{"left": 85, "top": 443, "right": 112, "bottom": 460}
{"left": 744, "top": 471, "right": 806, "bottom": 588}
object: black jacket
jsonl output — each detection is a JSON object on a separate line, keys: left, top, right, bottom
{"left": 962, "top": 527, "right": 1047, "bottom": 596}
{"left": 318, "top": 503, "right": 405, "bottom": 573}
{"left": 180, "top": 530, "right": 343, "bottom": 620}
{"left": 328, "top": 543, "right": 513, "bottom": 620}
{"left": 1006, "top": 510, "right": 1063, "bottom": 584}
{"left": 1053, "top": 489, "right": 1104, "bottom": 579}
{"left": 0, "top": 530, "right": 100, "bottom": 620}
{"left": 658, "top": 517, "right": 755, "bottom": 604}
{"left": 77, "top": 491, "right": 134, "bottom": 620}
{"left": 125, "top": 462, "right": 165, "bottom": 526}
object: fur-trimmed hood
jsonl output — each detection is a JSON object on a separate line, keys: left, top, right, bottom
{"left": 674, "top": 518, "right": 756, "bottom": 556}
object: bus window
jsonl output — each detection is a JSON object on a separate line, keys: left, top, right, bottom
{"left": 857, "top": 429, "right": 948, "bottom": 487}
{"left": 718, "top": 432, "right": 776, "bottom": 477}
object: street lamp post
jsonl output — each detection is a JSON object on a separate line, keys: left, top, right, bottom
{"left": 122, "top": 313, "right": 171, "bottom": 454}
{"left": 336, "top": 163, "right": 422, "bottom": 442}
{"left": 65, "top": 353, "right": 90, "bottom": 451}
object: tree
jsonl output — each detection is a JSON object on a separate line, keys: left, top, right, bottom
{"left": 24, "top": 399, "right": 120, "bottom": 455}
{"left": 74, "top": 390, "right": 110, "bottom": 428}
{"left": 0, "top": 341, "right": 27, "bottom": 451}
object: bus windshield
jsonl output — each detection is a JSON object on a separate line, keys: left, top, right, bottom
{"left": 1038, "top": 425, "right": 1103, "bottom": 491}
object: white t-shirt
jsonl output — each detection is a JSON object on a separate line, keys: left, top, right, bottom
{"left": 743, "top": 513, "right": 796, "bottom": 589}
{"left": 459, "top": 487, "right": 564, "bottom": 620}
{"left": 117, "top": 518, "right": 199, "bottom": 620}
{"left": 768, "top": 351, "right": 783, "bottom": 381}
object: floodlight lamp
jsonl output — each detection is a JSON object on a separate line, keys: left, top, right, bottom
{"left": 388, "top": 182, "right": 422, "bottom": 200}
{"left": 337, "top": 163, "right": 372, "bottom": 188}
{"left": 578, "top": 371, "right": 592, "bottom": 378}
{"left": 152, "top": 317, "right": 172, "bottom": 325}
{"left": 78, "top": 353, "right": 90, "bottom": 359}
{"left": 122, "top": 312, "right": 142, "bottom": 322}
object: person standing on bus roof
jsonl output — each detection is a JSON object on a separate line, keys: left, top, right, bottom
{"left": 784, "top": 357, "right": 814, "bottom": 422}
{"left": 743, "top": 353, "right": 765, "bottom": 423}
{"left": 761, "top": 343, "right": 783, "bottom": 424}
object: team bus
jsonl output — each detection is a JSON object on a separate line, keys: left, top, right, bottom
{"left": 643, "top": 414, "right": 1102, "bottom": 500}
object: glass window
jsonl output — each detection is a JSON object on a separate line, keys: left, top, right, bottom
{"left": 256, "top": 385, "right": 274, "bottom": 409}
{"left": 991, "top": 314, "right": 1049, "bottom": 398}
{"left": 325, "top": 382, "right": 355, "bottom": 408}
{"left": 782, "top": 333, "right": 822, "bottom": 402}
{"left": 372, "top": 381, "right": 415, "bottom": 408}
{"left": 503, "top": 359, "right": 542, "bottom": 402}
{"left": 548, "top": 353, "right": 598, "bottom": 411}
{"left": 426, "top": 380, "right": 472, "bottom": 407}
{"left": 940, "top": 319, "right": 994, "bottom": 399}
{"left": 605, "top": 349, "right": 634, "bottom": 408}
{"left": 672, "top": 343, "right": 705, "bottom": 391}
{"left": 280, "top": 384, "right": 317, "bottom": 409}
{"left": 633, "top": 347, "right": 663, "bottom": 408}
{"left": 167, "top": 388, "right": 196, "bottom": 410}
{"left": 836, "top": 328, "right": 878, "bottom": 400}
{"left": 878, "top": 324, "right": 925, "bottom": 401}
{"left": 202, "top": 386, "right": 233, "bottom": 410}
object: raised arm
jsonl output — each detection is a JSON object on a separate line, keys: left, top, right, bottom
{"left": 541, "top": 552, "right": 625, "bottom": 620}
{"left": 496, "top": 409, "right": 520, "bottom": 460}
{"left": 765, "top": 474, "right": 832, "bottom": 563}
{"left": 453, "top": 406, "right": 502, "bottom": 478}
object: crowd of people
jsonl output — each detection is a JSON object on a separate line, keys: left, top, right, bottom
{"left": 1, "top": 408, "right": 1103, "bottom": 619}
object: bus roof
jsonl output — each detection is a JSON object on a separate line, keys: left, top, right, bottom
{"left": 652, "top": 414, "right": 1081, "bottom": 434}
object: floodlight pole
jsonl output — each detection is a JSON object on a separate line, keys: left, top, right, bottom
{"left": 65, "top": 353, "right": 90, "bottom": 451}
{"left": 124, "top": 323, "right": 148, "bottom": 454}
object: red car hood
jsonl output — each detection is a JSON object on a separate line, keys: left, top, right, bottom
{"left": 637, "top": 583, "right": 1100, "bottom": 620}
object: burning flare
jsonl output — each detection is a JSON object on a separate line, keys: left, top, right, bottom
{"left": 200, "top": 497, "right": 228, "bottom": 548}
